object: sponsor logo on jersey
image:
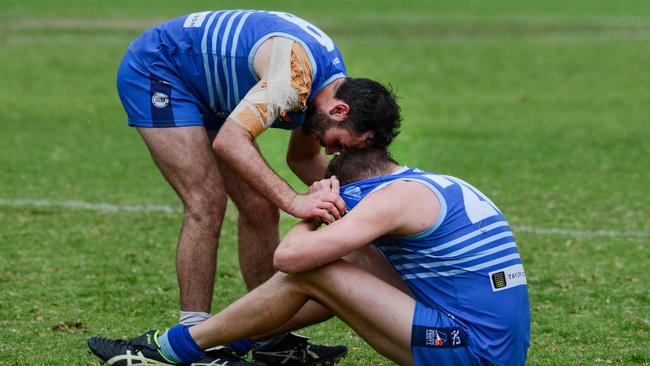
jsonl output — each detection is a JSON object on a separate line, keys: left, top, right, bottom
{"left": 183, "top": 11, "right": 211, "bottom": 28}
{"left": 492, "top": 271, "right": 507, "bottom": 289}
{"left": 489, "top": 264, "right": 527, "bottom": 292}
{"left": 151, "top": 92, "right": 169, "bottom": 108}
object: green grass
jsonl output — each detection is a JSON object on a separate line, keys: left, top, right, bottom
{"left": 0, "top": 1, "right": 649, "bottom": 365}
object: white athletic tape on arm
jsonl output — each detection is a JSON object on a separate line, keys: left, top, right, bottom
{"left": 267, "top": 37, "right": 302, "bottom": 119}
{"left": 229, "top": 37, "right": 311, "bottom": 138}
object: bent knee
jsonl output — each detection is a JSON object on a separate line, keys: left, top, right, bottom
{"left": 283, "top": 260, "right": 349, "bottom": 287}
{"left": 183, "top": 186, "right": 227, "bottom": 225}
{"left": 237, "top": 198, "right": 280, "bottom": 226}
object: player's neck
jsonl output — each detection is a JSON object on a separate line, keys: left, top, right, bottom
{"left": 386, "top": 164, "right": 402, "bottom": 175}
{"left": 314, "top": 77, "right": 345, "bottom": 104}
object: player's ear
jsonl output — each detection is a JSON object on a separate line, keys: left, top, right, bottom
{"left": 329, "top": 102, "right": 349, "bottom": 120}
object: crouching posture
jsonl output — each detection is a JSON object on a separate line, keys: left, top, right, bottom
{"left": 88, "top": 149, "right": 530, "bottom": 366}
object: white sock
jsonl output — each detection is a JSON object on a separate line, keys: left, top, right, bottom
{"left": 179, "top": 311, "right": 211, "bottom": 326}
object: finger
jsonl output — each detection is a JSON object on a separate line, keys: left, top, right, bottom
{"left": 330, "top": 176, "right": 340, "bottom": 194}
{"left": 325, "top": 201, "right": 342, "bottom": 220}
{"left": 332, "top": 195, "right": 346, "bottom": 215}
{"left": 323, "top": 210, "right": 335, "bottom": 224}
{"left": 319, "top": 192, "right": 346, "bottom": 217}
{"left": 319, "top": 179, "right": 332, "bottom": 191}
{"left": 315, "top": 207, "right": 334, "bottom": 224}
{"left": 310, "top": 180, "right": 329, "bottom": 194}
{"left": 318, "top": 201, "right": 341, "bottom": 220}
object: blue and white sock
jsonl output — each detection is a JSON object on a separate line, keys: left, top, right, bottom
{"left": 157, "top": 324, "right": 205, "bottom": 364}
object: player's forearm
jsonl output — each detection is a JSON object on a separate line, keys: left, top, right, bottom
{"left": 273, "top": 220, "right": 327, "bottom": 273}
{"left": 287, "top": 153, "right": 328, "bottom": 186}
{"left": 286, "top": 128, "right": 328, "bottom": 186}
{"left": 274, "top": 219, "right": 359, "bottom": 273}
{"left": 213, "top": 122, "right": 297, "bottom": 212}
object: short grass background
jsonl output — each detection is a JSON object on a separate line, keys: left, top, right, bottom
{"left": 0, "top": 0, "right": 649, "bottom": 364}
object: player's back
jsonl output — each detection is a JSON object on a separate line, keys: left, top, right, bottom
{"left": 340, "top": 167, "right": 530, "bottom": 366}
{"left": 124, "top": 10, "right": 346, "bottom": 123}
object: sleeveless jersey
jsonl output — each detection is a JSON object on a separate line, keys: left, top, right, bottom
{"left": 340, "top": 167, "right": 530, "bottom": 366}
{"left": 127, "top": 10, "right": 347, "bottom": 130}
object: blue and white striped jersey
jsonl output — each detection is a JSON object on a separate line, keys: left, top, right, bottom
{"left": 127, "top": 10, "right": 347, "bottom": 129}
{"left": 341, "top": 167, "right": 530, "bottom": 366}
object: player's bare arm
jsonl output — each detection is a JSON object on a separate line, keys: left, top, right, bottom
{"left": 286, "top": 127, "right": 329, "bottom": 185}
{"left": 274, "top": 180, "right": 441, "bottom": 273}
{"left": 212, "top": 37, "right": 344, "bottom": 222}
{"left": 213, "top": 121, "right": 343, "bottom": 223}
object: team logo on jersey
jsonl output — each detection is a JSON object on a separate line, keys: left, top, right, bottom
{"left": 151, "top": 92, "right": 169, "bottom": 108}
{"left": 489, "top": 264, "right": 527, "bottom": 292}
{"left": 343, "top": 186, "right": 361, "bottom": 200}
{"left": 413, "top": 326, "right": 467, "bottom": 348}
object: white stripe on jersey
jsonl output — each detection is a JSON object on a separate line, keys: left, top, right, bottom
{"left": 392, "top": 242, "right": 518, "bottom": 271}
{"left": 401, "top": 253, "right": 521, "bottom": 279}
{"left": 425, "top": 221, "right": 509, "bottom": 253}
{"left": 211, "top": 11, "right": 231, "bottom": 111}
{"left": 385, "top": 228, "right": 514, "bottom": 261}
{"left": 220, "top": 11, "right": 244, "bottom": 110}
{"left": 382, "top": 221, "right": 514, "bottom": 260}
{"left": 230, "top": 11, "right": 253, "bottom": 105}
{"left": 201, "top": 11, "right": 219, "bottom": 110}
{"left": 444, "top": 230, "right": 514, "bottom": 258}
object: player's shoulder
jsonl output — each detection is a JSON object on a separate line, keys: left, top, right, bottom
{"left": 367, "top": 179, "right": 440, "bottom": 209}
{"left": 360, "top": 180, "right": 441, "bottom": 236}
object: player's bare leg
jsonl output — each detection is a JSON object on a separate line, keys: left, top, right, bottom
{"left": 190, "top": 259, "right": 415, "bottom": 366}
{"left": 344, "top": 244, "right": 413, "bottom": 296}
{"left": 138, "top": 126, "right": 227, "bottom": 313}
{"left": 215, "top": 145, "right": 331, "bottom": 318}
{"left": 210, "top": 139, "right": 347, "bottom": 365}
{"left": 254, "top": 244, "right": 412, "bottom": 338}
{"left": 214, "top": 157, "right": 278, "bottom": 291}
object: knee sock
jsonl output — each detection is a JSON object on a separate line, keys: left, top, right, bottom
{"left": 179, "top": 311, "right": 211, "bottom": 326}
{"left": 157, "top": 324, "right": 205, "bottom": 364}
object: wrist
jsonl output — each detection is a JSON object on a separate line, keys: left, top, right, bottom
{"left": 283, "top": 191, "right": 300, "bottom": 215}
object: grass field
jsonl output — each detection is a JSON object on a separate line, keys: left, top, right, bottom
{"left": 1, "top": 0, "right": 649, "bottom": 365}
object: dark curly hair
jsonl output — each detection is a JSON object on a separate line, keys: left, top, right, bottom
{"left": 335, "top": 78, "right": 401, "bottom": 149}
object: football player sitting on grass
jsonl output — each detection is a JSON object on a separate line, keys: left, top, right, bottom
{"left": 88, "top": 148, "right": 530, "bottom": 366}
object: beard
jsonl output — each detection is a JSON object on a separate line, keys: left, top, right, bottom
{"left": 302, "top": 105, "right": 336, "bottom": 142}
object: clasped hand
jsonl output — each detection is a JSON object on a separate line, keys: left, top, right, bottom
{"left": 289, "top": 176, "right": 346, "bottom": 224}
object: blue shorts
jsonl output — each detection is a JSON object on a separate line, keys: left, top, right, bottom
{"left": 116, "top": 48, "right": 225, "bottom": 130}
{"left": 411, "top": 302, "right": 489, "bottom": 366}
